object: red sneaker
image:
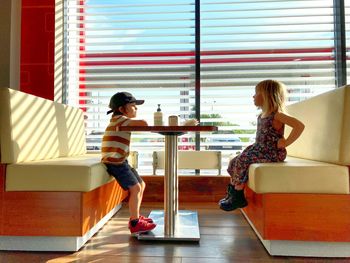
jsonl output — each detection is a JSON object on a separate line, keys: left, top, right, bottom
{"left": 128, "top": 219, "right": 156, "bottom": 234}
{"left": 140, "top": 215, "right": 154, "bottom": 223}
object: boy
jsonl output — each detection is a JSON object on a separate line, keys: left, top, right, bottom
{"left": 101, "top": 92, "right": 156, "bottom": 234}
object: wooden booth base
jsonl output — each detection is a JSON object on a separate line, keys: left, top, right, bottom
{"left": 242, "top": 187, "right": 350, "bottom": 257}
{"left": 0, "top": 165, "right": 128, "bottom": 251}
{"left": 0, "top": 204, "right": 122, "bottom": 251}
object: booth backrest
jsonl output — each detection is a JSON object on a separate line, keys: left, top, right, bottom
{"left": 0, "top": 88, "right": 86, "bottom": 164}
{"left": 286, "top": 85, "right": 350, "bottom": 165}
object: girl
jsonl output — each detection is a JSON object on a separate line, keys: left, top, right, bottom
{"left": 102, "top": 92, "right": 156, "bottom": 234}
{"left": 219, "top": 80, "right": 305, "bottom": 211}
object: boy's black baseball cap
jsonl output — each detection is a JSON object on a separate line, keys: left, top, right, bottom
{"left": 107, "top": 92, "right": 144, "bottom": 115}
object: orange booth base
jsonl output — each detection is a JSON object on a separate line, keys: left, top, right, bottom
{"left": 0, "top": 165, "right": 128, "bottom": 251}
{"left": 241, "top": 187, "right": 350, "bottom": 257}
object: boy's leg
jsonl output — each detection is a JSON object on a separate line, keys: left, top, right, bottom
{"left": 106, "top": 163, "right": 155, "bottom": 230}
{"left": 129, "top": 166, "right": 146, "bottom": 214}
{"left": 129, "top": 183, "right": 142, "bottom": 220}
{"left": 139, "top": 180, "right": 146, "bottom": 202}
{"left": 105, "top": 163, "right": 143, "bottom": 219}
{"left": 128, "top": 182, "right": 156, "bottom": 234}
{"left": 136, "top": 180, "right": 153, "bottom": 223}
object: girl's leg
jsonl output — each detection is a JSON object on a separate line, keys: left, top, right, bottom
{"left": 218, "top": 182, "right": 235, "bottom": 204}
{"left": 219, "top": 156, "right": 239, "bottom": 204}
{"left": 234, "top": 182, "right": 245, "bottom": 190}
{"left": 220, "top": 179, "right": 247, "bottom": 211}
{"left": 128, "top": 183, "right": 142, "bottom": 220}
{"left": 218, "top": 177, "right": 239, "bottom": 205}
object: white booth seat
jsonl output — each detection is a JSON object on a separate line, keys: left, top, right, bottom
{"left": 6, "top": 152, "right": 138, "bottom": 192}
{"left": 248, "top": 156, "right": 349, "bottom": 194}
{"left": 0, "top": 88, "right": 129, "bottom": 251}
{"left": 246, "top": 85, "right": 350, "bottom": 195}
{"left": 241, "top": 85, "right": 350, "bottom": 258}
{"left": 0, "top": 88, "right": 138, "bottom": 192}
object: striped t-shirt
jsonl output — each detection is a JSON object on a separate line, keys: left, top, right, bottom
{"left": 101, "top": 115, "right": 131, "bottom": 165}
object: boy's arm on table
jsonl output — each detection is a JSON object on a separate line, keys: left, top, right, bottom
{"left": 128, "top": 119, "right": 148, "bottom": 126}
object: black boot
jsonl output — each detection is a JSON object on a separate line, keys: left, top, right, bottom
{"left": 219, "top": 189, "right": 248, "bottom": 211}
{"left": 218, "top": 184, "right": 235, "bottom": 204}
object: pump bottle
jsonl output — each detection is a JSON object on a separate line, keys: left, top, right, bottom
{"left": 154, "top": 104, "right": 163, "bottom": 126}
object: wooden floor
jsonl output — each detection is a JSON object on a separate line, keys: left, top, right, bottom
{"left": 1, "top": 202, "right": 349, "bottom": 263}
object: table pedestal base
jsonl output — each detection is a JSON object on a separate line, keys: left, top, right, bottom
{"left": 137, "top": 210, "right": 200, "bottom": 241}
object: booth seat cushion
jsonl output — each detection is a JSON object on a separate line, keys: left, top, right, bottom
{"left": 248, "top": 157, "right": 349, "bottom": 194}
{"left": 286, "top": 85, "right": 350, "bottom": 165}
{"left": 5, "top": 154, "right": 112, "bottom": 192}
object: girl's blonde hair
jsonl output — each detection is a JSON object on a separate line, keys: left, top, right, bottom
{"left": 256, "top": 79, "right": 286, "bottom": 113}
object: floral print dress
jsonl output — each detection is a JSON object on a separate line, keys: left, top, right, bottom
{"left": 228, "top": 112, "right": 287, "bottom": 184}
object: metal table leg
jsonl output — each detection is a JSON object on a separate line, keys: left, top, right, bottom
{"left": 138, "top": 134, "right": 200, "bottom": 241}
{"left": 164, "top": 134, "right": 177, "bottom": 236}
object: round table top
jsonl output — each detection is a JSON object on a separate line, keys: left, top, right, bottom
{"left": 118, "top": 126, "right": 218, "bottom": 135}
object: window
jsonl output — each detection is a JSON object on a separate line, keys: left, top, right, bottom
{"left": 65, "top": 0, "right": 348, "bottom": 175}
{"left": 66, "top": 0, "right": 196, "bottom": 174}
{"left": 200, "top": 0, "right": 337, "bottom": 169}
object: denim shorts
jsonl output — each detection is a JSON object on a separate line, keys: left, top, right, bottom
{"left": 105, "top": 161, "right": 143, "bottom": 190}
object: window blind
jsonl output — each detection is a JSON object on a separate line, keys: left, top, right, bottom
{"left": 66, "top": 0, "right": 345, "bottom": 175}
{"left": 66, "top": 0, "right": 196, "bottom": 174}
{"left": 199, "top": 0, "right": 336, "bottom": 168}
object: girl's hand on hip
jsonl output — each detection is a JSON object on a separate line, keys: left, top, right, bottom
{"left": 277, "top": 138, "right": 287, "bottom": 148}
